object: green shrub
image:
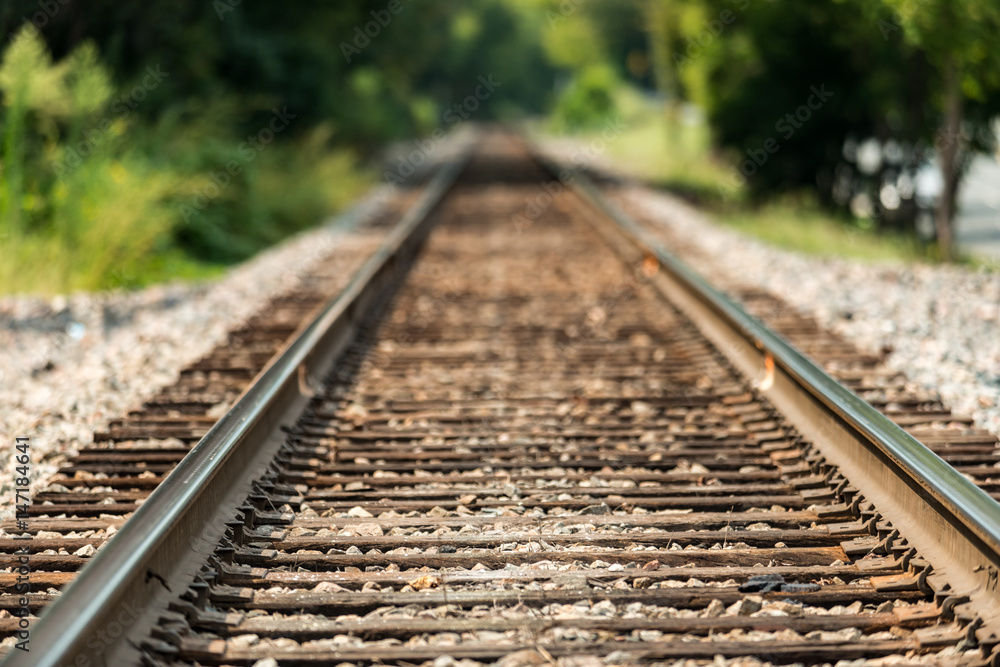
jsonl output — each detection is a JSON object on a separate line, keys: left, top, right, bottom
{"left": 0, "top": 26, "right": 178, "bottom": 293}
{"left": 550, "top": 64, "right": 620, "bottom": 132}
{"left": 0, "top": 26, "right": 371, "bottom": 295}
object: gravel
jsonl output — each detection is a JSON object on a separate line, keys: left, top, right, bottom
{"left": 0, "top": 187, "right": 393, "bottom": 509}
{"left": 621, "top": 184, "right": 1000, "bottom": 436}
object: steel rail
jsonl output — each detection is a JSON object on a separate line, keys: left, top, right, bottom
{"left": 531, "top": 149, "right": 1000, "bottom": 650}
{"left": 2, "top": 142, "right": 474, "bottom": 667}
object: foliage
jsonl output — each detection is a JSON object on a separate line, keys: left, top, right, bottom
{"left": 698, "top": 1, "right": 930, "bottom": 196}
{"left": 0, "top": 27, "right": 178, "bottom": 292}
{"left": 0, "top": 1, "right": 563, "bottom": 294}
{"left": 549, "top": 91, "right": 927, "bottom": 264}
{"left": 716, "top": 199, "right": 929, "bottom": 264}
{"left": 165, "top": 120, "right": 370, "bottom": 265}
{"left": 550, "top": 63, "right": 620, "bottom": 131}
{"left": 0, "top": 26, "right": 371, "bottom": 293}
{"left": 579, "top": 87, "right": 738, "bottom": 201}
{"left": 878, "top": 0, "right": 1000, "bottom": 256}
{"left": 881, "top": 0, "right": 1000, "bottom": 99}
{"left": 2, "top": 0, "right": 993, "bottom": 293}
{"left": 644, "top": 0, "right": 1000, "bottom": 254}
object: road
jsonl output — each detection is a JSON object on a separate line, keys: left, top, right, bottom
{"left": 956, "top": 154, "right": 1000, "bottom": 260}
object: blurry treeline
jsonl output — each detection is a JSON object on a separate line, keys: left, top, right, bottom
{"left": 2, "top": 1, "right": 997, "bottom": 294}
{"left": 647, "top": 0, "right": 1000, "bottom": 258}
{"left": 0, "top": 0, "right": 572, "bottom": 293}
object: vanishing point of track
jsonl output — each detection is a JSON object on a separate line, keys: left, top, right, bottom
{"left": 5, "top": 133, "right": 1000, "bottom": 667}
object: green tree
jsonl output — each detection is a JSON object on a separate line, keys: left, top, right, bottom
{"left": 646, "top": 0, "right": 941, "bottom": 231}
{"left": 880, "top": 0, "right": 1000, "bottom": 258}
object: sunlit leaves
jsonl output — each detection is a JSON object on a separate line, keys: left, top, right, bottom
{"left": 0, "top": 25, "right": 113, "bottom": 122}
{"left": 0, "top": 25, "right": 68, "bottom": 116}
{"left": 65, "top": 43, "right": 114, "bottom": 119}
{"left": 881, "top": 0, "right": 1000, "bottom": 102}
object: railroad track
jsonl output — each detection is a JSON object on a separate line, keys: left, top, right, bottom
{"left": 5, "top": 132, "right": 1000, "bottom": 666}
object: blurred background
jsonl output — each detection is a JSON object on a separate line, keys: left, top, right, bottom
{"left": 0, "top": 0, "right": 998, "bottom": 295}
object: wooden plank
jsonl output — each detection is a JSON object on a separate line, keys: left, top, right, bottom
{"left": 232, "top": 611, "right": 930, "bottom": 640}
{"left": 275, "top": 528, "right": 855, "bottom": 552}
{"left": 239, "top": 584, "right": 919, "bottom": 614}
{"left": 243, "top": 545, "right": 850, "bottom": 570}
{"left": 250, "top": 563, "right": 872, "bottom": 588}
{"left": 211, "top": 638, "right": 921, "bottom": 664}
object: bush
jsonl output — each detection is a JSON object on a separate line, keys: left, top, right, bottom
{"left": 0, "top": 26, "right": 181, "bottom": 292}
{"left": 0, "top": 26, "right": 371, "bottom": 295}
{"left": 550, "top": 64, "right": 620, "bottom": 132}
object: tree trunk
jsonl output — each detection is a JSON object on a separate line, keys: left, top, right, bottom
{"left": 935, "top": 56, "right": 963, "bottom": 260}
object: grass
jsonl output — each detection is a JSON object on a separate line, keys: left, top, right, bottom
{"left": 719, "top": 200, "right": 930, "bottom": 263}
{"left": 548, "top": 86, "right": 933, "bottom": 264}
{"left": 0, "top": 134, "right": 371, "bottom": 296}
{"left": 115, "top": 249, "right": 229, "bottom": 289}
{"left": 602, "top": 90, "right": 739, "bottom": 205}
